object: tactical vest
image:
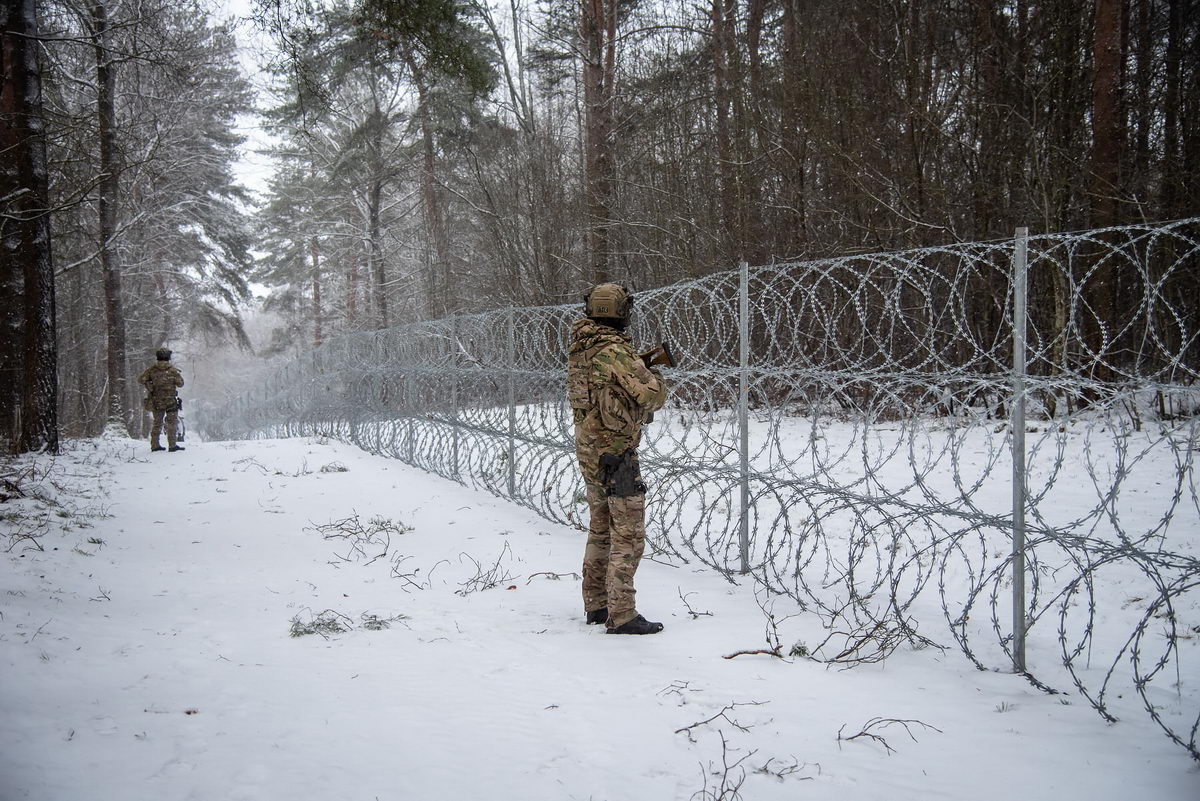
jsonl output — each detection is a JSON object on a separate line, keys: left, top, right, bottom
{"left": 144, "top": 365, "right": 180, "bottom": 410}
{"left": 567, "top": 321, "right": 627, "bottom": 412}
{"left": 568, "top": 342, "right": 601, "bottom": 411}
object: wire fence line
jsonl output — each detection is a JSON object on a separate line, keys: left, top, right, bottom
{"left": 205, "top": 219, "right": 1200, "bottom": 760}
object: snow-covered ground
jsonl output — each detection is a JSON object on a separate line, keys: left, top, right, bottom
{"left": 1, "top": 434, "right": 1197, "bottom": 800}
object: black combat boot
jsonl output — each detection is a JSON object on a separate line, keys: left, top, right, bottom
{"left": 586, "top": 608, "right": 608, "bottom": 625}
{"left": 168, "top": 445, "right": 185, "bottom": 452}
{"left": 606, "top": 614, "right": 664, "bottom": 635}
{"left": 151, "top": 445, "right": 165, "bottom": 452}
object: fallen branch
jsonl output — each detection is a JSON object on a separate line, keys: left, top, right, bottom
{"left": 680, "top": 588, "right": 714, "bottom": 619}
{"left": 809, "top": 601, "right": 943, "bottom": 669}
{"left": 28, "top": 618, "right": 53, "bottom": 643}
{"left": 308, "top": 512, "right": 411, "bottom": 566}
{"left": 836, "top": 716, "right": 942, "bottom": 755}
{"left": 657, "top": 680, "right": 701, "bottom": 705}
{"left": 456, "top": 542, "right": 517, "bottom": 596}
{"left": 753, "top": 757, "right": 816, "bottom": 782}
{"left": 690, "top": 731, "right": 754, "bottom": 800}
{"left": 675, "top": 701, "right": 767, "bottom": 744}
{"left": 722, "top": 648, "right": 783, "bottom": 660}
{"left": 526, "top": 570, "right": 579, "bottom": 584}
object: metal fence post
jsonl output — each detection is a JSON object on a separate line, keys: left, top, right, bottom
{"left": 405, "top": 369, "right": 414, "bottom": 464}
{"left": 451, "top": 316, "right": 460, "bottom": 482}
{"left": 1011, "top": 227, "right": 1029, "bottom": 673}
{"left": 507, "top": 306, "right": 517, "bottom": 497}
{"left": 738, "top": 260, "right": 751, "bottom": 574}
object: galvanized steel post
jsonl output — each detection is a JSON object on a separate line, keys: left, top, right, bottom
{"left": 738, "top": 260, "right": 751, "bottom": 574}
{"left": 405, "top": 370, "right": 414, "bottom": 464}
{"left": 507, "top": 306, "right": 517, "bottom": 497}
{"left": 451, "top": 316, "right": 460, "bottom": 481}
{"left": 1011, "top": 227, "right": 1029, "bottom": 673}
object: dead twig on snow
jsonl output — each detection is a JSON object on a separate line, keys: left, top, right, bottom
{"left": 836, "top": 716, "right": 942, "bottom": 755}
{"left": 690, "top": 731, "right": 754, "bottom": 800}
{"left": 679, "top": 588, "right": 714, "bottom": 619}
{"left": 675, "top": 701, "right": 767, "bottom": 744}
{"left": 526, "top": 571, "right": 580, "bottom": 584}
{"left": 455, "top": 542, "right": 517, "bottom": 596}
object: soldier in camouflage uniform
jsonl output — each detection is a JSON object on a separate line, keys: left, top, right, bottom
{"left": 138, "top": 348, "right": 185, "bottom": 452}
{"left": 567, "top": 283, "right": 667, "bottom": 635}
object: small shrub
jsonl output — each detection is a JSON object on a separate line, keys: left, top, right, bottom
{"left": 289, "top": 609, "right": 353, "bottom": 638}
{"left": 360, "top": 612, "right": 407, "bottom": 630}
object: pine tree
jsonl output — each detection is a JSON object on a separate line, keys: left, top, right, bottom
{"left": 1, "top": 0, "right": 59, "bottom": 454}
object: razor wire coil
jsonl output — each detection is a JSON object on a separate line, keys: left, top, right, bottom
{"left": 207, "top": 219, "right": 1200, "bottom": 761}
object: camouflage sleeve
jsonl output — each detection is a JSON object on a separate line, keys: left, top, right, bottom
{"left": 174, "top": 368, "right": 184, "bottom": 388}
{"left": 137, "top": 367, "right": 151, "bottom": 389}
{"left": 600, "top": 344, "right": 665, "bottom": 412}
{"left": 645, "top": 368, "right": 668, "bottom": 413}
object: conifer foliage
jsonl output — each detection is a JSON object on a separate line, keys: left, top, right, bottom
{"left": 4, "top": 1, "right": 1199, "bottom": 448}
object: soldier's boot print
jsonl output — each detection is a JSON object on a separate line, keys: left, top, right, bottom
{"left": 604, "top": 494, "right": 649, "bottom": 631}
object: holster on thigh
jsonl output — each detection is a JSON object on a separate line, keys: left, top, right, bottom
{"left": 599, "top": 449, "right": 647, "bottom": 498}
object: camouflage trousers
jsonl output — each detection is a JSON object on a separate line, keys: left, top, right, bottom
{"left": 150, "top": 407, "right": 179, "bottom": 448}
{"left": 581, "top": 480, "right": 647, "bottom": 630}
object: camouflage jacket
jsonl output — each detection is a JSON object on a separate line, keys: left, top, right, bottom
{"left": 567, "top": 318, "right": 667, "bottom": 456}
{"left": 139, "top": 362, "right": 184, "bottom": 411}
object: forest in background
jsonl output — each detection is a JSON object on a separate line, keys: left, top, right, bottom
{"left": 2, "top": 0, "right": 1199, "bottom": 451}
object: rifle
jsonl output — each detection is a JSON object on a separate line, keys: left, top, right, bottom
{"left": 638, "top": 342, "right": 675, "bottom": 425}
{"left": 638, "top": 342, "right": 676, "bottom": 369}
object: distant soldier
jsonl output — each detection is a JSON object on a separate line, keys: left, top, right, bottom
{"left": 567, "top": 283, "right": 667, "bottom": 635}
{"left": 139, "top": 348, "right": 185, "bottom": 452}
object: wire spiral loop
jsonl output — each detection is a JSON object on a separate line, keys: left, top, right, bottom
{"left": 207, "top": 220, "right": 1200, "bottom": 760}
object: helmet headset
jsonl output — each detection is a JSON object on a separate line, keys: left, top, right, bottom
{"left": 584, "top": 283, "right": 634, "bottom": 326}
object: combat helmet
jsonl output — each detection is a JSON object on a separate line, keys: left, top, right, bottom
{"left": 584, "top": 283, "right": 634, "bottom": 326}
{"left": 156, "top": 348, "right": 172, "bottom": 361}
